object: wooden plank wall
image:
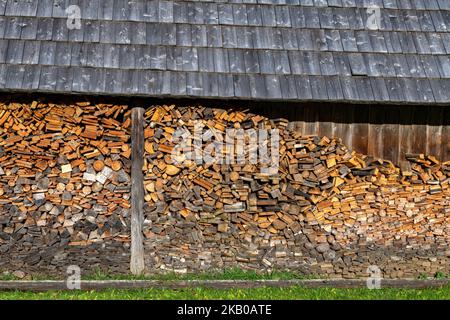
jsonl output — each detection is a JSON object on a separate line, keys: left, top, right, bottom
{"left": 252, "top": 103, "right": 450, "bottom": 169}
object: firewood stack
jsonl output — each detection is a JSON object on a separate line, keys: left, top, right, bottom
{"left": 143, "top": 105, "right": 449, "bottom": 272}
{"left": 0, "top": 101, "right": 132, "bottom": 258}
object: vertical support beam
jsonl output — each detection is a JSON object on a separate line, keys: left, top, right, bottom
{"left": 130, "top": 107, "right": 145, "bottom": 275}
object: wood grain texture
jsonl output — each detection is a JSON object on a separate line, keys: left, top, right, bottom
{"left": 130, "top": 107, "right": 145, "bottom": 275}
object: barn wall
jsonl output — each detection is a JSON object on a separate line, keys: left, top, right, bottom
{"left": 252, "top": 104, "right": 450, "bottom": 169}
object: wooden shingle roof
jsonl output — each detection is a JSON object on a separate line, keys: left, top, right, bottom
{"left": 1, "top": 0, "right": 450, "bottom": 103}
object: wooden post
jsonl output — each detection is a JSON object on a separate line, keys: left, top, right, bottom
{"left": 130, "top": 107, "right": 145, "bottom": 275}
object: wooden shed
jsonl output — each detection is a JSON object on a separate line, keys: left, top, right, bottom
{"left": 0, "top": 0, "right": 449, "bottom": 167}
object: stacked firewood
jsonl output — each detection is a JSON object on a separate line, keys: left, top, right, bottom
{"left": 0, "top": 101, "right": 131, "bottom": 249}
{"left": 143, "top": 105, "right": 450, "bottom": 253}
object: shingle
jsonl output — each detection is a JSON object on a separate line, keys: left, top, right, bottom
{"left": 332, "top": 8, "right": 350, "bottom": 29}
{"left": 22, "top": 41, "right": 41, "bottom": 65}
{"left": 281, "top": 29, "right": 298, "bottom": 50}
{"left": 430, "top": 11, "right": 448, "bottom": 32}
{"left": 20, "top": 18, "right": 38, "bottom": 40}
{"left": 309, "top": 76, "right": 328, "bottom": 100}
{"left": 218, "top": 4, "right": 234, "bottom": 25}
{"left": 173, "top": 1, "right": 187, "bottom": 24}
{"left": 170, "top": 71, "right": 187, "bottom": 96}
{"left": 412, "top": 33, "right": 431, "bottom": 54}
{"left": 222, "top": 26, "right": 238, "bottom": 48}
{"left": 181, "top": 48, "right": 198, "bottom": 72}
{"left": 319, "top": 52, "right": 337, "bottom": 75}
{"left": 81, "top": 0, "right": 99, "bottom": 20}
{"left": 218, "top": 73, "right": 234, "bottom": 97}
{"left": 191, "top": 25, "right": 208, "bottom": 47}
{"left": 261, "top": 5, "right": 276, "bottom": 27}
{"left": 187, "top": 72, "right": 204, "bottom": 96}
{"left": 129, "top": 0, "right": 144, "bottom": 21}
{"left": 113, "top": 0, "right": 131, "bottom": 20}
{"left": 420, "top": 55, "right": 442, "bottom": 78}
{"left": 54, "top": 41, "right": 71, "bottom": 66}
{"left": 51, "top": 18, "right": 68, "bottom": 41}
{"left": 143, "top": 1, "right": 157, "bottom": 22}
{"left": 405, "top": 54, "right": 426, "bottom": 77}
{"left": 161, "top": 24, "right": 176, "bottom": 46}
{"left": 99, "top": 21, "right": 116, "bottom": 43}
{"left": 104, "top": 69, "right": 123, "bottom": 94}
{"left": 325, "top": 30, "right": 343, "bottom": 51}
{"left": 228, "top": 49, "right": 245, "bottom": 73}
{"left": 340, "top": 76, "right": 359, "bottom": 100}
{"left": 355, "top": 31, "right": 373, "bottom": 52}
{"left": 429, "top": 79, "right": 450, "bottom": 102}
{"left": 0, "top": 64, "right": 5, "bottom": 89}
{"left": 200, "top": 72, "right": 217, "bottom": 97}
{"left": 294, "top": 75, "right": 313, "bottom": 99}
{"left": 39, "top": 65, "right": 57, "bottom": 91}
{"left": 384, "top": 31, "right": 403, "bottom": 53}
{"left": 391, "top": 54, "right": 410, "bottom": 77}
{"left": 159, "top": 1, "right": 174, "bottom": 23}
{"left": 247, "top": 5, "right": 263, "bottom": 26}
{"left": 86, "top": 43, "right": 103, "bottom": 68}
{"left": 6, "top": 39, "right": 25, "bottom": 64}
{"left": 84, "top": 20, "right": 100, "bottom": 43}
{"left": 287, "top": 51, "right": 302, "bottom": 75}
{"left": 273, "top": 51, "right": 291, "bottom": 74}
{"left": 233, "top": 4, "right": 248, "bottom": 25}
{"left": 249, "top": 74, "right": 268, "bottom": 99}
{"left": 0, "top": 40, "right": 7, "bottom": 64}
{"left": 236, "top": 27, "right": 254, "bottom": 49}
{"left": 325, "top": 76, "right": 344, "bottom": 100}
{"left": 0, "top": 0, "right": 7, "bottom": 15}
{"left": 414, "top": 78, "right": 435, "bottom": 102}
{"left": 311, "top": 29, "right": 328, "bottom": 51}
{"left": 204, "top": 3, "right": 219, "bottom": 24}
{"left": 206, "top": 26, "right": 222, "bottom": 47}
{"left": 289, "top": 6, "right": 305, "bottom": 28}
{"left": 333, "top": 53, "right": 352, "bottom": 76}
{"left": 213, "top": 48, "right": 229, "bottom": 73}
{"left": 114, "top": 22, "right": 131, "bottom": 44}
{"left": 258, "top": 50, "right": 275, "bottom": 74}
{"left": 119, "top": 44, "right": 136, "bottom": 69}
{"left": 176, "top": 24, "right": 191, "bottom": 46}
{"left": 121, "top": 69, "right": 139, "bottom": 94}
{"left": 279, "top": 75, "right": 298, "bottom": 99}
{"left": 354, "top": 77, "right": 375, "bottom": 101}
{"left": 302, "top": 51, "right": 321, "bottom": 75}
{"left": 368, "top": 31, "right": 388, "bottom": 53}
{"left": 5, "top": 64, "right": 25, "bottom": 89}
{"left": 132, "top": 22, "right": 147, "bottom": 45}
{"left": 403, "top": 10, "right": 421, "bottom": 31}
{"left": 103, "top": 44, "right": 120, "bottom": 68}
{"left": 340, "top": 30, "right": 358, "bottom": 52}
{"left": 348, "top": 53, "right": 367, "bottom": 75}
{"left": 233, "top": 74, "right": 250, "bottom": 98}
{"left": 244, "top": 49, "right": 260, "bottom": 73}
{"left": 296, "top": 29, "right": 314, "bottom": 51}
{"left": 303, "top": 7, "right": 321, "bottom": 28}
{"left": 98, "top": 0, "right": 114, "bottom": 20}
{"left": 275, "top": 5, "right": 291, "bottom": 27}
{"left": 22, "top": 65, "right": 41, "bottom": 90}
{"left": 318, "top": 7, "right": 334, "bottom": 29}
{"left": 436, "top": 56, "right": 450, "bottom": 78}
{"left": 264, "top": 75, "right": 282, "bottom": 99}
{"left": 427, "top": 33, "right": 446, "bottom": 55}
{"left": 4, "top": 17, "right": 23, "bottom": 39}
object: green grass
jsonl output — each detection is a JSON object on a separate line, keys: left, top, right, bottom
{"left": 0, "top": 268, "right": 320, "bottom": 281}
{"left": 0, "top": 285, "right": 449, "bottom": 300}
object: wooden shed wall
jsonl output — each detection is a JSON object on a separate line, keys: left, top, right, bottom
{"left": 252, "top": 103, "right": 450, "bottom": 169}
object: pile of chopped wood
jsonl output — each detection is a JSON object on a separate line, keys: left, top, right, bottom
{"left": 0, "top": 101, "right": 131, "bottom": 252}
{"left": 142, "top": 105, "right": 450, "bottom": 255}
